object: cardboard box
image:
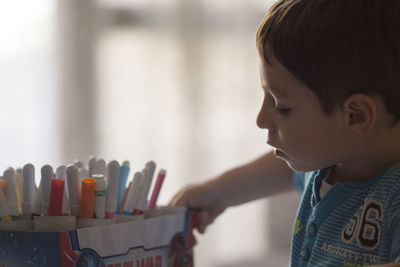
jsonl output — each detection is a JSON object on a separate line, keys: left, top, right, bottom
{"left": 0, "top": 207, "right": 194, "bottom": 267}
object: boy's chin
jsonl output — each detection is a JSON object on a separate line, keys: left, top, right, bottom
{"left": 284, "top": 160, "right": 320, "bottom": 173}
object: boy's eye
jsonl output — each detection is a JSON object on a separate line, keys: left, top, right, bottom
{"left": 274, "top": 107, "right": 292, "bottom": 115}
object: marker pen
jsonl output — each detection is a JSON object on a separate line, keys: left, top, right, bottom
{"left": 119, "top": 181, "right": 132, "bottom": 214}
{"left": 78, "top": 168, "right": 89, "bottom": 180}
{"left": 147, "top": 169, "right": 166, "bottom": 209}
{"left": 15, "top": 168, "right": 22, "bottom": 212}
{"left": 4, "top": 168, "right": 19, "bottom": 216}
{"left": 0, "top": 186, "right": 11, "bottom": 221}
{"left": 134, "top": 161, "right": 156, "bottom": 214}
{"left": 74, "top": 160, "right": 84, "bottom": 170}
{"left": 79, "top": 178, "right": 95, "bottom": 218}
{"left": 93, "top": 174, "right": 106, "bottom": 219}
{"left": 123, "top": 172, "right": 144, "bottom": 215}
{"left": 88, "top": 156, "right": 96, "bottom": 177}
{"left": 56, "top": 165, "right": 69, "bottom": 215}
{"left": 106, "top": 160, "right": 120, "bottom": 218}
{"left": 117, "top": 160, "right": 130, "bottom": 213}
{"left": 40, "top": 165, "right": 53, "bottom": 216}
{"left": 22, "top": 164, "right": 36, "bottom": 216}
{"left": 48, "top": 179, "right": 65, "bottom": 216}
{"left": 93, "top": 158, "right": 106, "bottom": 176}
{"left": 0, "top": 180, "right": 6, "bottom": 195}
{"left": 66, "top": 165, "right": 81, "bottom": 216}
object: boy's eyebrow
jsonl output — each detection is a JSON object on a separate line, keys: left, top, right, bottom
{"left": 262, "top": 83, "right": 290, "bottom": 99}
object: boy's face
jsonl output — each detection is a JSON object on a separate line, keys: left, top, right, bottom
{"left": 257, "top": 51, "right": 352, "bottom": 172}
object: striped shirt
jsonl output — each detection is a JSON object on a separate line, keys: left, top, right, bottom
{"left": 291, "top": 164, "right": 400, "bottom": 266}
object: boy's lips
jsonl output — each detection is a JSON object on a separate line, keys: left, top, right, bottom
{"left": 274, "top": 148, "right": 287, "bottom": 159}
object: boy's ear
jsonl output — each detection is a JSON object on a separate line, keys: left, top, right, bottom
{"left": 343, "top": 94, "right": 377, "bottom": 136}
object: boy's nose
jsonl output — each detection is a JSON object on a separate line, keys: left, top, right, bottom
{"left": 257, "top": 106, "right": 275, "bottom": 132}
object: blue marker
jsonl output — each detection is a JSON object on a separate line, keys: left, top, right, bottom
{"left": 117, "top": 161, "right": 130, "bottom": 213}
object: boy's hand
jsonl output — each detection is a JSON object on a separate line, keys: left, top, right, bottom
{"left": 170, "top": 183, "right": 226, "bottom": 233}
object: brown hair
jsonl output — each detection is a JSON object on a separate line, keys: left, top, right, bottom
{"left": 256, "top": 0, "right": 400, "bottom": 122}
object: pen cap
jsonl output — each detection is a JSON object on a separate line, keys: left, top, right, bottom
{"left": 93, "top": 174, "right": 106, "bottom": 219}
{"left": 22, "top": 164, "right": 36, "bottom": 214}
{"left": 66, "top": 165, "right": 81, "bottom": 216}
{"left": 48, "top": 179, "right": 65, "bottom": 216}
{"left": 0, "top": 187, "right": 9, "bottom": 218}
{"left": 40, "top": 165, "right": 54, "bottom": 215}
{"left": 4, "top": 167, "right": 19, "bottom": 216}
{"left": 117, "top": 163, "right": 130, "bottom": 213}
{"left": 106, "top": 160, "right": 120, "bottom": 215}
{"left": 88, "top": 156, "right": 96, "bottom": 177}
{"left": 74, "top": 160, "right": 84, "bottom": 170}
{"left": 93, "top": 159, "right": 106, "bottom": 176}
{"left": 147, "top": 169, "right": 166, "bottom": 210}
{"left": 123, "top": 172, "right": 143, "bottom": 214}
{"left": 78, "top": 168, "right": 89, "bottom": 180}
{"left": 56, "top": 165, "right": 67, "bottom": 181}
{"left": 79, "top": 178, "right": 95, "bottom": 218}
{"left": 0, "top": 180, "right": 6, "bottom": 195}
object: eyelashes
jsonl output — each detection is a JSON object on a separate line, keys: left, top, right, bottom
{"left": 274, "top": 107, "right": 292, "bottom": 115}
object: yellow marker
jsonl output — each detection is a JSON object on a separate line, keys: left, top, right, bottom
{"left": 1, "top": 215, "right": 11, "bottom": 221}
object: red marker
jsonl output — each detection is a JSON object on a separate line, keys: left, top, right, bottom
{"left": 147, "top": 169, "right": 166, "bottom": 210}
{"left": 48, "top": 179, "right": 65, "bottom": 216}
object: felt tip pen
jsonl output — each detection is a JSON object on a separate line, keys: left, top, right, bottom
{"left": 66, "top": 165, "right": 81, "bottom": 216}
{"left": 78, "top": 168, "right": 89, "bottom": 180}
{"left": 15, "top": 168, "right": 22, "bottom": 212}
{"left": 0, "top": 185, "right": 11, "bottom": 221}
{"left": 74, "top": 160, "right": 84, "bottom": 170}
{"left": 4, "top": 167, "right": 19, "bottom": 216}
{"left": 79, "top": 178, "right": 95, "bottom": 218}
{"left": 141, "top": 161, "right": 156, "bottom": 211}
{"left": 48, "top": 179, "right": 65, "bottom": 216}
{"left": 117, "top": 161, "right": 130, "bottom": 213}
{"left": 0, "top": 180, "right": 6, "bottom": 195}
{"left": 147, "top": 169, "right": 166, "bottom": 210}
{"left": 93, "top": 158, "right": 106, "bottom": 176}
{"left": 132, "top": 168, "right": 148, "bottom": 215}
{"left": 123, "top": 172, "right": 144, "bottom": 215}
{"left": 40, "top": 165, "right": 54, "bottom": 216}
{"left": 133, "top": 161, "right": 156, "bottom": 214}
{"left": 106, "top": 160, "right": 120, "bottom": 218}
{"left": 56, "top": 165, "right": 69, "bottom": 215}
{"left": 119, "top": 181, "right": 132, "bottom": 214}
{"left": 22, "top": 163, "right": 36, "bottom": 215}
{"left": 93, "top": 174, "right": 106, "bottom": 219}
{"left": 88, "top": 156, "right": 96, "bottom": 177}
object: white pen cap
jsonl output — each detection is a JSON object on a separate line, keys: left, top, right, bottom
{"left": 88, "top": 156, "right": 96, "bottom": 177}
{"left": 124, "top": 172, "right": 144, "bottom": 214}
{"left": 66, "top": 165, "right": 80, "bottom": 216}
{"left": 4, "top": 167, "right": 19, "bottom": 216}
{"left": 93, "top": 174, "right": 106, "bottom": 219}
{"left": 106, "top": 160, "right": 120, "bottom": 217}
{"left": 40, "top": 165, "right": 53, "bottom": 216}
{"left": 93, "top": 159, "right": 106, "bottom": 176}
{"left": 22, "top": 164, "right": 36, "bottom": 215}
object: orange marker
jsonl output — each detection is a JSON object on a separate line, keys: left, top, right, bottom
{"left": 79, "top": 178, "right": 95, "bottom": 218}
{"left": 119, "top": 181, "right": 132, "bottom": 214}
{"left": 0, "top": 180, "right": 7, "bottom": 196}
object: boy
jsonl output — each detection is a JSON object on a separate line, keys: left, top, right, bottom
{"left": 171, "top": 0, "right": 400, "bottom": 266}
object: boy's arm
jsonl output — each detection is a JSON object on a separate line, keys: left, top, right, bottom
{"left": 170, "top": 150, "right": 294, "bottom": 233}
{"left": 208, "top": 150, "right": 294, "bottom": 208}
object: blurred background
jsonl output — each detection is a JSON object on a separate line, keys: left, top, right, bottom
{"left": 0, "top": 0, "right": 299, "bottom": 266}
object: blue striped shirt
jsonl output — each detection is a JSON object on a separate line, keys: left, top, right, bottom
{"left": 291, "top": 164, "right": 400, "bottom": 266}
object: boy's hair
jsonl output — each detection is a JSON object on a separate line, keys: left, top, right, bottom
{"left": 256, "top": 0, "right": 400, "bottom": 123}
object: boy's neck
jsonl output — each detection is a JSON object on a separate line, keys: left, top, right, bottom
{"left": 328, "top": 123, "right": 400, "bottom": 185}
